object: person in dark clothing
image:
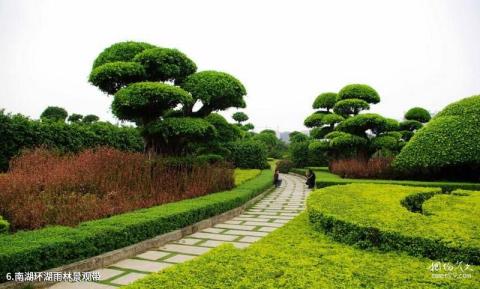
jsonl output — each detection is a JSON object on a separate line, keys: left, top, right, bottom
{"left": 306, "top": 169, "right": 316, "bottom": 189}
{"left": 273, "top": 169, "right": 281, "bottom": 187}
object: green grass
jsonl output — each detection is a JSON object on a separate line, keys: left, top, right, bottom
{"left": 291, "top": 168, "right": 480, "bottom": 191}
{"left": 234, "top": 169, "right": 261, "bottom": 186}
{"left": 122, "top": 213, "right": 479, "bottom": 289}
{"left": 308, "top": 184, "right": 480, "bottom": 264}
{"left": 0, "top": 169, "right": 274, "bottom": 283}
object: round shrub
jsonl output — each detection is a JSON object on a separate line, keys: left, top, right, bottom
{"left": 181, "top": 71, "right": 247, "bottom": 112}
{"left": 226, "top": 140, "right": 269, "bottom": 169}
{"left": 394, "top": 95, "right": 480, "bottom": 180}
{"left": 112, "top": 82, "right": 192, "bottom": 120}
{"left": 404, "top": 107, "right": 431, "bottom": 123}
{"left": 89, "top": 62, "right": 147, "bottom": 94}
{"left": 133, "top": 48, "right": 197, "bottom": 82}
{"left": 399, "top": 120, "right": 423, "bottom": 131}
{"left": 333, "top": 99, "right": 370, "bottom": 116}
{"left": 313, "top": 92, "right": 337, "bottom": 110}
{"left": 145, "top": 117, "right": 216, "bottom": 140}
{"left": 232, "top": 112, "right": 249, "bottom": 123}
{"left": 68, "top": 114, "right": 83, "bottom": 123}
{"left": 40, "top": 106, "right": 68, "bottom": 122}
{"left": 338, "top": 84, "right": 380, "bottom": 104}
{"left": 304, "top": 112, "right": 326, "bottom": 128}
{"left": 335, "top": 113, "right": 393, "bottom": 136}
{"left": 92, "top": 41, "right": 155, "bottom": 69}
{"left": 82, "top": 114, "right": 99, "bottom": 124}
{"left": 289, "top": 131, "right": 309, "bottom": 143}
{"left": 276, "top": 159, "right": 294, "bottom": 173}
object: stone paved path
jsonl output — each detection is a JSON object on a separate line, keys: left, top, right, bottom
{"left": 50, "top": 174, "right": 308, "bottom": 288}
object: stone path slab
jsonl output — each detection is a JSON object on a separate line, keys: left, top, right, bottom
{"left": 49, "top": 173, "right": 309, "bottom": 288}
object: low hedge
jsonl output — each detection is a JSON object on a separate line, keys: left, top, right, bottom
{"left": 307, "top": 184, "right": 480, "bottom": 264}
{"left": 0, "top": 169, "right": 273, "bottom": 282}
{"left": 316, "top": 178, "right": 480, "bottom": 192}
{"left": 291, "top": 167, "right": 480, "bottom": 192}
{"left": 123, "top": 214, "right": 479, "bottom": 289}
{"left": 0, "top": 216, "right": 8, "bottom": 234}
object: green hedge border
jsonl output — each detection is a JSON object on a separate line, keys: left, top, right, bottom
{"left": 307, "top": 185, "right": 480, "bottom": 265}
{"left": 0, "top": 169, "right": 273, "bottom": 282}
{"left": 290, "top": 168, "right": 480, "bottom": 192}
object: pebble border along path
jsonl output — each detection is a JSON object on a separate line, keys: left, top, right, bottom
{"left": 50, "top": 174, "right": 309, "bottom": 288}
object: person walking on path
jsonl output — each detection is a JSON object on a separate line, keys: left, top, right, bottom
{"left": 273, "top": 169, "right": 281, "bottom": 188}
{"left": 306, "top": 169, "right": 316, "bottom": 189}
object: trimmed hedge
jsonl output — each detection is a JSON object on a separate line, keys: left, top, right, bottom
{"left": 0, "top": 170, "right": 273, "bottom": 282}
{"left": 0, "top": 111, "right": 143, "bottom": 171}
{"left": 307, "top": 184, "right": 480, "bottom": 264}
{"left": 123, "top": 214, "right": 480, "bottom": 289}
{"left": 226, "top": 140, "right": 269, "bottom": 169}
{"left": 291, "top": 167, "right": 480, "bottom": 192}
{"left": 394, "top": 95, "right": 480, "bottom": 180}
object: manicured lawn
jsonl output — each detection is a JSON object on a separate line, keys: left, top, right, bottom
{"left": 123, "top": 213, "right": 479, "bottom": 289}
{"left": 234, "top": 169, "right": 261, "bottom": 186}
{"left": 308, "top": 184, "right": 480, "bottom": 264}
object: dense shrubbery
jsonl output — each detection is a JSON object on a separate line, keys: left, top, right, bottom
{"left": 394, "top": 95, "right": 480, "bottom": 180}
{"left": 275, "top": 159, "right": 294, "bottom": 173}
{"left": 0, "top": 169, "right": 273, "bottom": 283}
{"left": 0, "top": 148, "right": 233, "bottom": 231}
{"left": 307, "top": 184, "right": 480, "bottom": 264}
{"left": 0, "top": 110, "right": 143, "bottom": 171}
{"left": 330, "top": 157, "right": 394, "bottom": 179}
{"left": 226, "top": 140, "right": 269, "bottom": 169}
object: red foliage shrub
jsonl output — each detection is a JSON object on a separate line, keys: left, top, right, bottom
{"left": 0, "top": 147, "right": 234, "bottom": 231}
{"left": 330, "top": 157, "right": 394, "bottom": 179}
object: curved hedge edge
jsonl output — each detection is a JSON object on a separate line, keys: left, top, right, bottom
{"left": 307, "top": 187, "right": 480, "bottom": 265}
{"left": 316, "top": 179, "right": 480, "bottom": 192}
{"left": 0, "top": 169, "right": 274, "bottom": 283}
{"left": 400, "top": 191, "right": 437, "bottom": 213}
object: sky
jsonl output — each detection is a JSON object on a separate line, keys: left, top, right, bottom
{"left": 0, "top": 0, "right": 479, "bottom": 132}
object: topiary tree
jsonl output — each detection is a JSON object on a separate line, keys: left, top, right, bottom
{"left": 394, "top": 95, "right": 480, "bottom": 180}
{"left": 289, "top": 131, "right": 309, "bottom": 143}
{"left": 397, "top": 107, "right": 431, "bottom": 141}
{"left": 82, "top": 114, "right": 99, "bottom": 124}
{"left": 68, "top": 113, "right": 83, "bottom": 123}
{"left": 404, "top": 107, "right": 431, "bottom": 123}
{"left": 232, "top": 112, "right": 249, "bottom": 124}
{"left": 304, "top": 84, "right": 404, "bottom": 161}
{"left": 253, "top": 130, "right": 286, "bottom": 158}
{"left": 89, "top": 41, "right": 247, "bottom": 156}
{"left": 41, "top": 106, "right": 68, "bottom": 122}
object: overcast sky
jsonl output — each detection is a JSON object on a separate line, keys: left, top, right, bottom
{"left": 1, "top": 0, "right": 479, "bottom": 132}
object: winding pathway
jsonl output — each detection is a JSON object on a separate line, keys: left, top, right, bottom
{"left": 50, "top": 174, "right": 309, "bottom": 288}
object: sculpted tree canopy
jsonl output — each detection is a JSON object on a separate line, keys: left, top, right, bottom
{"left": 89, "top": 41, "right": 247, "bottom": 155}
{"left": 41, "top": 106, "right": 68, "bottom": 122}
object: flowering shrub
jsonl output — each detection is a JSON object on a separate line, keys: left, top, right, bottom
{"left": 0, "top": 147, "right": 234, "bottom": 231}
{"left": 330, "top": 157, "right": 394, "bottom": 179}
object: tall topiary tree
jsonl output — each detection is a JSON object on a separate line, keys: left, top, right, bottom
{"left": 305, "top": 84, "right": 403, "bottom": 161}
{"left": 89, "top": 41, "right": 247, "bottom": 155}
{"left": 41, "top": 106, "right": 68, "bottom": 122}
